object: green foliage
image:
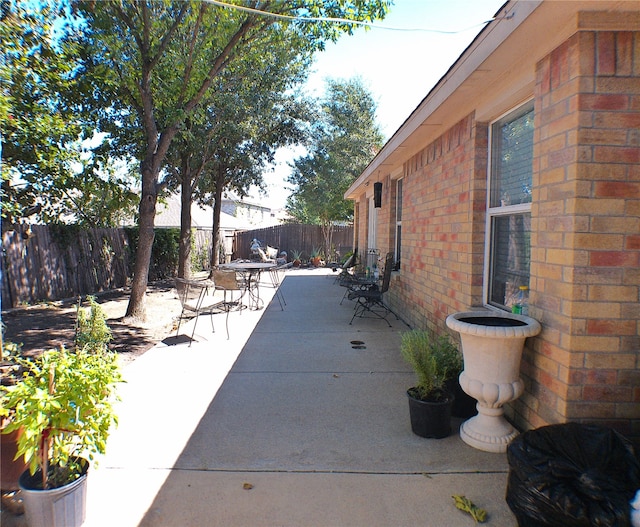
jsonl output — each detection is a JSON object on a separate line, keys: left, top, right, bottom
{"left": 0, "top": 330, "right": 24, "bottom": 386}
{"left": 167, "top": 39, "right": 313, "bottom": 270}
{"left": 151, "top": 229, "right": 180, "bottom": 279}
{"left": 287, "top": 77, "right": 385, "bottom": 226}
{"left": 341, "top": 251, "right": 354, "bottom": 264}
{"left": 400, "top": 330, "right": 461, "bottom": 401}
{"left": 125, "top": 227, "right": 180, "bottom": 280}
{"left": 0, "top": 1, "right": 136, "bottom": 227}
{"left": 50, "top": 224, "right": 83, "bottom": 250}
{"left": 1, "top": 347, "right": 122, "bottom": 489}
{"left": 75, "top": 296, "right": 112, "bottom": 354}
{"left": 1, "top": 318, "right": 23, "bottom": 363}
{"left": 287, "top": 78, "right": 385, "bottom": 258}
{"left": 433, "top": 334, "right": 463, "bottom": 382}
{"left": 1, "top": 300, "right": 121, "bottom": 489}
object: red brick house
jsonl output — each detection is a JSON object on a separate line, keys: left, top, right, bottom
{"left": 345, "top": 0, "right": 640, "bottom": 442}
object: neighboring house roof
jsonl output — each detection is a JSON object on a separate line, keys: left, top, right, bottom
{"left": 155, "top": 192, "right": 287, "bottom": 231}
{"left": 155, "top": 193, "right": 244, "bottom": 230}
{"left": 346, "top": 0, "right": 640, "bottom": 198}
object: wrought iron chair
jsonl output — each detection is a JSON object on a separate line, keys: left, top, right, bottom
{"left": 348, "top": 252, "right": 397, "bottom": 327}
{"left": 174, "top": 278, "right": 219, "bottom": 345}
{"left": 212, "top": 269, "right": 245, "bottom": 339}
{"left": 265, "top": 262, "right": 291, "bottom": 310}
{"left": 334, "top": 249, "right": 358, "bottom": 286}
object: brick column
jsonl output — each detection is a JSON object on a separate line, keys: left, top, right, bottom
{"left": 513, "top": 25, "right": 640, "bottom": 441}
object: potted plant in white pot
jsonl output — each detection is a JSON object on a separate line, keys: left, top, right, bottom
{"left": 0, "top": 296, "right": 122, "bottom": 527}
{"left": 400, "top": 330, "right": 458, "bottom": 439}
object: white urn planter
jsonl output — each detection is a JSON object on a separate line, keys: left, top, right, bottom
{"left": 445, "top": 310, "right": 541, "bottom": 453}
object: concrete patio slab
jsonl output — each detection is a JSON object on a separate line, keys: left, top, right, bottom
{"left": 2, "top": 268, "right": 518, "bottom": 527}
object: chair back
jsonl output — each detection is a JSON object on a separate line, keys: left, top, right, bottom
{"left": 213, "top": 269, "right": 241, "bottom": 291}
{"left": 341, "top": 250, "right": 357, "bottom": 270}
{"left": 380, "top": 252, "right": 394, "bottom": 294}
{"left": 175, "top": 278, "right": 207, "bottom": 311}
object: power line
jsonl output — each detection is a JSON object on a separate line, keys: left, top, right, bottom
{"left": 203, "top": 0, "right": 504, "bottom": 34}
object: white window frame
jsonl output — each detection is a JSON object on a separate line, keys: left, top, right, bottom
{"left": 368, "top": 195, "right": 377, "bottom": 254}
{"left": 484, "top": 100, "right": 534, "bottom": 310}
{"left": 394, "top": 178, "right": 403, "bottom": 271}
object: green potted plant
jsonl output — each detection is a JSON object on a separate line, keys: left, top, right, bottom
{"left": 290, "top": 249, "right": 302, "bottom": 267}
{"left": 400, "top": 329, "right": 457, "bottom": 439}
{"left": 1, "top": 338, "right": 28, "bottom": 513}
{"left": 0, "top": 296, "right": 122, "bottom": 527}
{"left": 310, "top": 247, "right": 322, "bottom": 267}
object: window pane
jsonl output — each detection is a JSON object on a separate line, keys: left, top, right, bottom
{"left": 396, "top": 179, "right": 403, "bottom": 221}
{"left": 491, "top": 105, "right": 534, "bottom": 207}
{"left": 395, "top": 225, "right": 402, "bottom": 271}
{"left": 489, "top": 213, "right": 531, "bottom": 309}
{"left": 395, "top": 178, "right": 403, "bottom": 270}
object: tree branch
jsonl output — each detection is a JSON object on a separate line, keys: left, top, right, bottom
{"left": 179, "top": 3, "right": 205, "bottom": 103}
{"left": 183, "top": 15, "right": 260, "bottom": 115}
{"left": 148, "top": 2, "right": 190, "bottom": 70}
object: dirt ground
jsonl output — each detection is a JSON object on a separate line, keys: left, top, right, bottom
{"left": 2, "top": 280, "right": 182, "bottom": 366}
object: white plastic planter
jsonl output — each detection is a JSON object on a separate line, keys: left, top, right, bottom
{"left": 446, "top": 310, "right": 541, "bottom": 453}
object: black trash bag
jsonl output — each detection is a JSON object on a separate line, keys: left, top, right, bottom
{"left": 506, "top": 423, "right": 640, "bottom": 527}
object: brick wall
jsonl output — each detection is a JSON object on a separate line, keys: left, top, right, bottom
{"left": 509, "top": 27, "right": 640, "bottom": 440}
{"left": 386, "top": 114, "right": 488, "bottom": 332}
{"left": 360, "top": 13, "right": 639, "bottom": 443}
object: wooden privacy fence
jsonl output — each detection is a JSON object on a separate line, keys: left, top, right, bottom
{"left": 233, "top": 224, "right": 354, "bottom": 262}
{"left": 2, "top": 225, "right": 130, "bottom": 308}
{"left": 1, "top": 223, "right": 354, "bottom": 307}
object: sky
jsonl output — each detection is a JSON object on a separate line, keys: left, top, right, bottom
{"left": 261, "top": 0, "right": 507, "bottom": 209}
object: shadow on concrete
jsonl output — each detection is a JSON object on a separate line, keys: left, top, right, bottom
{"left": 134, "top": 273, "right": 516, "bottom": 527}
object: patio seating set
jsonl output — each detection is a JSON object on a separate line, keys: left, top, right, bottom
{"left": 174, "top": 261, "right": 290, "bottom": 343}
{"left": 337, "top": 249, "right": 398, "bottom": 327}
{"left": 175, "top": 248, "right": 397, "bottom": 345}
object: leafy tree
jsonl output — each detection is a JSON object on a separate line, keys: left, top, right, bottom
{"left": 196, "top": 87, "right": 309, "bottom": 273}
{"left": 165, "top": 44, "right": 311, "bottom": 277}
{"left": 74, "top": 0, "right": 391, "bottom": 320}
{"left": 287, "top": 77, "right": 385, "bottom": 257}
{"left": 0, "top": 1, "right": 137, "bottom": 227}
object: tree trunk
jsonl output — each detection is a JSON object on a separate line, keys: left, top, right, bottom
{"left": 321, "top": 220, "right": 334, "bottom": 262}
{"left": 125, "top": 165, "right": 157, "bottom": 320}
{"left": 208, "top": 170, "right": 225, "bottom": 275}
{"left": 178, "top": 155, "right": 193, "bottom": 279}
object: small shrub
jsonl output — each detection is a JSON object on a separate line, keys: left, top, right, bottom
{"left": 75, "top": 295, "right": 112, "bottom": 353}
{"left": 401, "top": 330, "right": 461, "bottom": 401}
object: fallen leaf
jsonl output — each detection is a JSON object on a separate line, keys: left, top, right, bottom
{"left": 243, "top": 483, "right": 254, "bottom": 490}
{"left": 452, "top": 495, "right": 487, "bottom": 523}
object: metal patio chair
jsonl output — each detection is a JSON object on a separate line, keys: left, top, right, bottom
{"left": 212, "top": 269, "right": 246, "bottom": 339}
{"left": 265, "top": 262, "right": 291, "bottom": 310}
{"left": 334, "top": 250, "right": 358, "bottom": 285}
{"left": 175, "top": 278, "right": 219, "bottom": 345}
{"left": 348, "top": 252, "right": 397, "bottom": 327}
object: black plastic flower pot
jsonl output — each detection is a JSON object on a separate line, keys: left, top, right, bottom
{"left": 445, "top": 378, "right": 477, "bottom": 419}
{"left": 406, "top": 389, "right": 454, "bottom": 439}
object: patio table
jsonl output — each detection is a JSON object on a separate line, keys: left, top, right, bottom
{"left": 219, "top": 261, "right": 276, "bottom": 310}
